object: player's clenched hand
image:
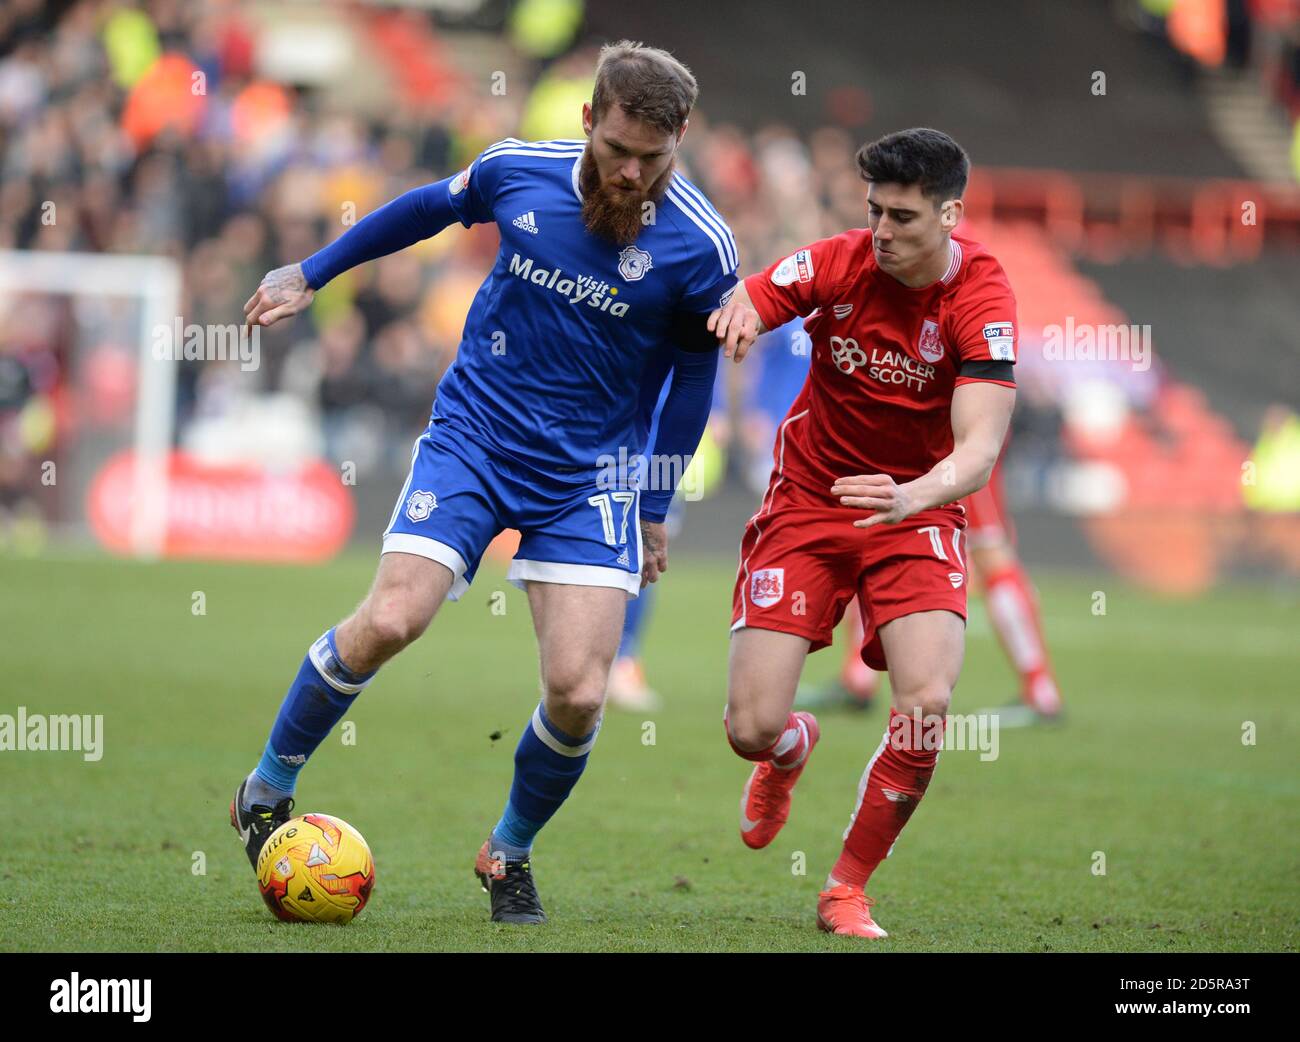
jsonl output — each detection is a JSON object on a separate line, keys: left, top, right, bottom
{"left": 244, "top": 263, "right": 314, "bottom": 330}
{"left": 832, "top": 474, "right": 916, "bottom": 528}
{"left": 707, "top": 298, "right": 761, "bottom": 363}
{"left": 640, "top": 519, "right": 668, "bottom": 587}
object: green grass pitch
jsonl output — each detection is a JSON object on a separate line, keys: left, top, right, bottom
{"left": 1, "top": 552, "right": 1297, "bottom": 952}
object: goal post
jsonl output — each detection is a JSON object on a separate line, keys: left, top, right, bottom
{"left": 0, "top": 249, "right": 182, "bottom": 557}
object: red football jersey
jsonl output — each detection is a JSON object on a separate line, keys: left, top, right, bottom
{"left": 744, "top": 229, "right": 1017, "bottom": 490}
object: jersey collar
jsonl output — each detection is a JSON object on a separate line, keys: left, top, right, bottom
{"left": 940, "top": 239, "right": 963, "bottom": 285}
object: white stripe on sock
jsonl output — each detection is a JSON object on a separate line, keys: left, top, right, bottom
{"left": 773, "top": 719, "right": 808, "bottom": 769}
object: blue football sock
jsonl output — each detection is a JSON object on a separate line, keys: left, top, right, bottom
{"left": 490, "top": 702, "right": 600, "bottom": 859}
{"left": 242, "top": 628, "right": 376, "bottom": 811}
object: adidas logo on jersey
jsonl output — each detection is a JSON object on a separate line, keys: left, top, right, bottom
{"left": 512, "top": 211, "right": 540, "bottom": 234}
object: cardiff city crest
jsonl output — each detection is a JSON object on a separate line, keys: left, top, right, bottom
{"left": 617, "top": 245, "right": 653, "bottom": 282}
{"left": 405, "top": 489, "right": 437, "bottom": 523}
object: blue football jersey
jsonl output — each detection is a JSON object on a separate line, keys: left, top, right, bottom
{"left": 438, "top": 138, "right": 738, "bottom": 476}
{"left": 752, "top": 318, "right": 814, "bottom": 422}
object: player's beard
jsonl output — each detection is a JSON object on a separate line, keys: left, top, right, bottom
{"left": 579, "top": 145, "right": 674, "bottom": 246}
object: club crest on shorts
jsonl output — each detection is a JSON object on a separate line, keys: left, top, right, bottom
{"left": 750, "top": 568, "right": 784, "bottom": 607}
{"left": 617, "top": 245, "right": 653, "bottom": 281}
{"left": 948, "top": 571, "right": 964, "bottom": 588}
{"left": 918, "top": 319, "right": 945, "bottom": 363}
{"left": 405, "top": 489, "right": 437, "bottom": 523}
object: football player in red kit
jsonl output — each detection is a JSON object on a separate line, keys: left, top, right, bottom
{"left": 709, "top": 128, "right": 1017, "bottom": 939}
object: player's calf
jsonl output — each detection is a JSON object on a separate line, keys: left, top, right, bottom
{"left": 825, "top": 699, "right": 946, "bottom": 897}
{"left": 232, "top": 626, "right": 378, "bottom": 836}
{"left": 232, "top": 556, "right": 454, "bottom": 875}
{"left": 476, "top": 698, "right": 599, "bottom": 925}
{"left": 821, "top": 611, "right": 964, "bottom": 932}
{"left": 472, "top": 581, "right": 621, "bottom": 923}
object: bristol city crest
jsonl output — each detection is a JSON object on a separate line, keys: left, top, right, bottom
{"left": 750, "top": 568, "right": 785, "bottom": 608}
{"left": 617, "top": 245, "right": 653, "bottom": 282}
{"left": 917, "top": 319, "right": 945, "bottom": 363}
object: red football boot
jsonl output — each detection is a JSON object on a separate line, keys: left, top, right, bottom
{"left": 738, "top": 712, "right": 820, "bottom": 849}
{"left": 817, "top": 884, "right": 888, "bottom": 939}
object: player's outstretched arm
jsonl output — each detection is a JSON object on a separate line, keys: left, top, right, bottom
{"left": 244, "top": 176, "right": 469, "bottom": 329}
{"left": 707, "top": 280, "right": 766, "bottom": 362}
{"left": 833, "top": 381, "right": 1015, "bottom": 527}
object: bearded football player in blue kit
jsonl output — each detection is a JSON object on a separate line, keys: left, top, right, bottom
{"left": 230, "top": 41, "right": 737, "bottom": 924}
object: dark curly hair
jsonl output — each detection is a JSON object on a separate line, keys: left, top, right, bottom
{"left": 856, "top": 128, "right": 970, "bottom": 207}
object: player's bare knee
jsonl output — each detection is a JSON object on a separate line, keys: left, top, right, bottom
{"left": 725, "top": 704, "right": 786, "bottom": 752}
{"left": 551, "top": 691, "right": 605, "bottom": 722}
{"left": 893, "top": 682, "right": 952, "bottom": 720}
{"left": 542, "top": 666, "right": 606, "bottom": 720}
{"left": 729, "top": 722, "right": 784, "bottom": 753}
{"left": 362, "top": 595, "right": 430, "bottom": 654}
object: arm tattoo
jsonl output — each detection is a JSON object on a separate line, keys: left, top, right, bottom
{"left": 263, "top": 264, "right": 305, "bottom": 303}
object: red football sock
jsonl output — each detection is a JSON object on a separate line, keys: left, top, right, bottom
{"left": 831, "top": 708, "right": 942, "bottom": 889}
{"left": 983, "top": 562, "right": 1062, "bottom": 714}
{"left": 725, "top": 711, "right": 809, "bottom": 767}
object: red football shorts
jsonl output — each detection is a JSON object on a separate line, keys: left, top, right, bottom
{"left": 731, "top": 474, "right": 969, "bottom": 671}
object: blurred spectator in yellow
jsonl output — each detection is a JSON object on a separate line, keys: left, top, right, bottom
{"left": 1245, "top": 405, "right": 1300, "bottom": 512}
{"left": 509, "top": 0, "right": 584, "bottom": 61}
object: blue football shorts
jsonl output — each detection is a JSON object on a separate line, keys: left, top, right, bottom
{"left": 381, "top": 423, "right": 643, "bottom": 600}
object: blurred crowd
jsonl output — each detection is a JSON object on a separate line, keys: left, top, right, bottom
{"left": 1136, "top": 0, "right": 1300, "bottom": 169}
{"left": 0, "top": 0, "right": 889, "bottom": 495}
{"left": 3, "top": 0, "right": 1292, "bottom": 589}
